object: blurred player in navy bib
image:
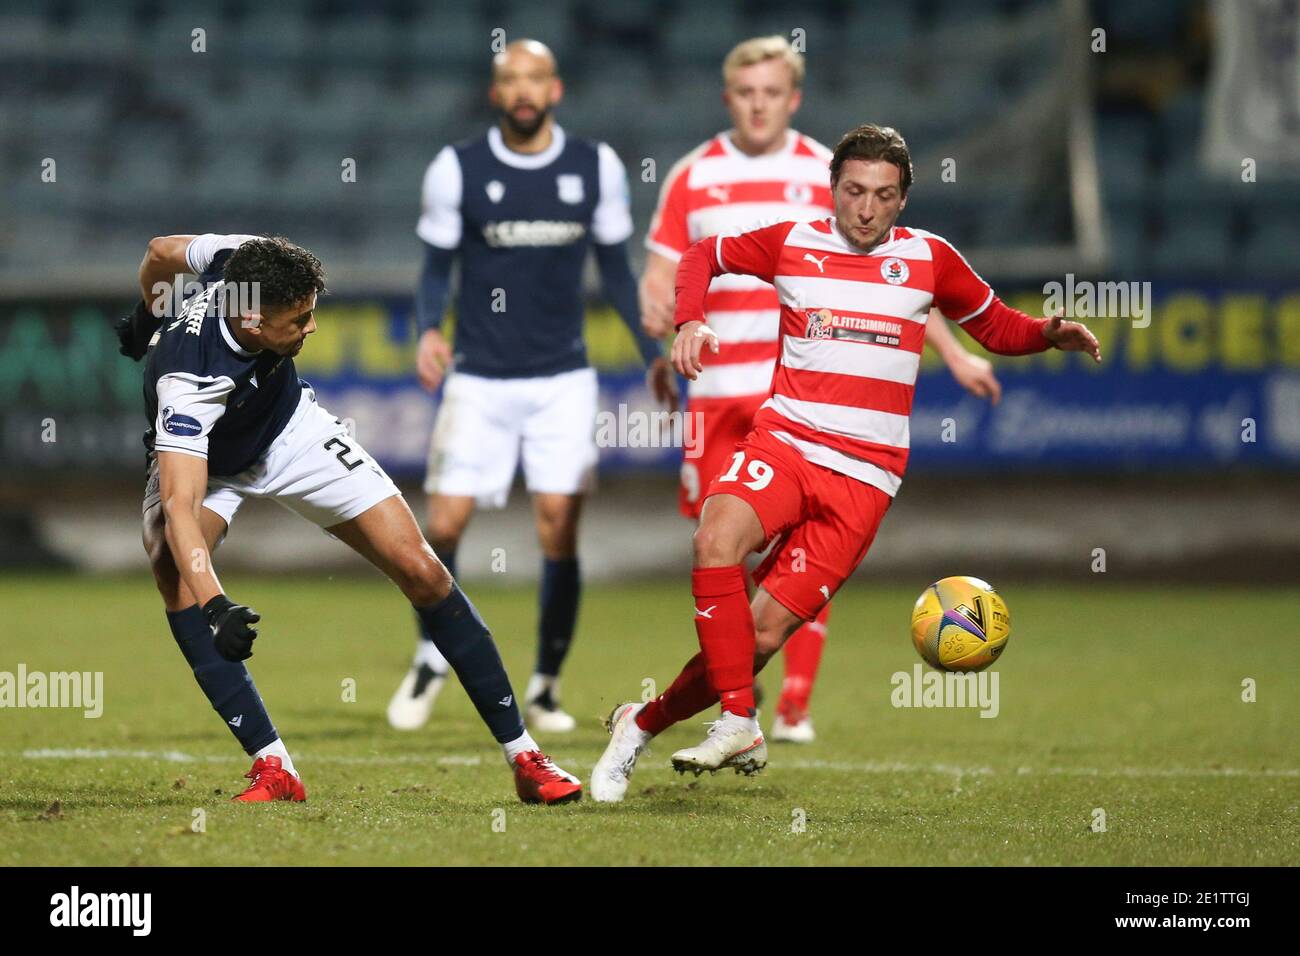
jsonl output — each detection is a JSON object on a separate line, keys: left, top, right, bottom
{"left": 389, "top": 39, "right": 672, "bottom": 734}
{"left": 129, "top": 233, "right": 583, "bottom": 805}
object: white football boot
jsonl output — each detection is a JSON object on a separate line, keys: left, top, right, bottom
{"left": 771, "top": 713, "right": 816, "bottom": 743}
{"left": 591, "top": 702, "right": 653, "bottom": 803}
{"left": 386, "top": 662, "right": 446, "bottom": 731}
{"left": 524, "top": 675, "right": 577, "bottom": 733}
{"left": 671, "top": 711, "right": 767, "bottom": 776}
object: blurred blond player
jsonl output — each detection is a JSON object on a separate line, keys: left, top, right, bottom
{"left": 638, "top": 36, "right": 1001, "bottom": 743}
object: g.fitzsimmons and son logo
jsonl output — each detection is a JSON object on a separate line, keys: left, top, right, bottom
{"left": 50, "top": 886, "right": 151, "bottom": 936}
{"left": 0, "top": 665, "right": 103, "bottom": 718}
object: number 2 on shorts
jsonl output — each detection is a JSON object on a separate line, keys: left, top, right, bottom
{"left": 718, "top": 451, "right": 774, "bottom": 491}
{"left": 323, "top": 436, "right": 363, "bottom": 472}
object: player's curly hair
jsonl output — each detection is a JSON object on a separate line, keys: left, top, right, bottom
{"left": 222, "top": 236, "right": 326, "bottom": 311}
{"left": 830, "top": 125, "right": 914, "bottom": 195}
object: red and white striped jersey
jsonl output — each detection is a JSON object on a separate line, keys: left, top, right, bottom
{"left": 646, "top": 130, "right": 833, "bottom": 401}
{"left": 676, "top": 218, "right": 1049, "bottom": 496}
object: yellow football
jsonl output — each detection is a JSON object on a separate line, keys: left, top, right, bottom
{"left": 910, "top": 576, "right": 1011, "bottom": 672}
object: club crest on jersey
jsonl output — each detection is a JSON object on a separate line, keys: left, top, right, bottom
{"left": 805, "top": 308, "right": 835, "bottom": 339}
{"left": 784, "top": 181, "right": 812, "bottom": 205}
{"left": 881, "top": 257, "right": 909, "bottom": 285}
{"left": 161, "top": 406, "right": 202, "bottom": 437}
{"left": 485, "top": 180, "right": 505, "bottom": 203}
{"left": 557, "top": 174, "right": 584, "bottom": 204}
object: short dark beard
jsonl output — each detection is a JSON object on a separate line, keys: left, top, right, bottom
{"left": 500, "top": 104, "right": 550, "bottom": 139}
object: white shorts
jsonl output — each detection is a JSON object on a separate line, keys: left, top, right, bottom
{"left": 143, "top": 387, "right": 402, "bottom": 530}
{"left": 424, "top": 367, "right": 598, "bottom": 508}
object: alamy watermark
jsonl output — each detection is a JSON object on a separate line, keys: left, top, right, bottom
{"left": 151, "top": 274, "right": 262, "bottom": 324}
{"left": 1043, "top": 274, "right": 1152, "bottom": 328}
{"left": 890, "top": 664, "right": 999, "bottom": 718}
{"left": 595, "top": 404, "right": 705, "bottom": 459}
{"left": 0, "top": 665, "right": 103, "bottom": 718}
{"left": 49, "top": 886, "right": 150, "bottom": 935}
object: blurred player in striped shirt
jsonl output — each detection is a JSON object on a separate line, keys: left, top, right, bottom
{"left": 593, "top": 124, "right": 1099, "bottom": 800}
{"left": 638, "top": 36, "right": 1003, "bottom": 745}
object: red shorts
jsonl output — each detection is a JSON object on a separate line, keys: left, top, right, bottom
{"left": 701, "top": 427, "right": 893, "bottom": 621}
{"left": 678, "top": 394, "right": 766, "bottom": 520}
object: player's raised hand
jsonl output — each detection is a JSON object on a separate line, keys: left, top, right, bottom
{"left": 1042, "top": 312, "right": 1102, "bottom": 363}
{"left": 647, "top": 356, "right": 680, "bottom": 413}
{"left": 203, "top": 594, "right": 261, "bottom": 662}
{"left": 671, "top": 321, "right": 719, "bottom": 380}
{"left": 416, "top": 328, "right": 454, "bottom": 392}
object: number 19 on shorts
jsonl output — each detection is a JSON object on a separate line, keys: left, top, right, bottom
{"left": 718, "top": 451, "right": 773, "bottom": 491}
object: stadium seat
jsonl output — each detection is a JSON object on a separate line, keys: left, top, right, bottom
{"left": 1096, "top": 114, "right": 1154, "bottom": 202}
{"left": 0, "top": 3, "right": 1265, "bottom": 290}
{"left": 1102, "top": 200, "right": 1147, "bottom": 273}
{"left": 406, "top": 7, "right": 488, "bottom": 68}
{"left": 319, "top": 14, "right": 397, "bottom": 65}
{"left": 62, "top": 6, "right": 136, "bottom": 57}
{"left": 1242, "top": 218, "right": 1299, "bottom": 277}
{"left": 1096, "top": 0, "right": 1188, "bottom": 46}
{"left": 236, "top": 8, "right": 313, "bottom": 61}
{"left": 1156, "top": 91, "right": 1204, "bottom": 167}
{"left": 496, "top": 0, "right": 579, "bottom": 61}
{"left": 662, "top": 4, "right": 743, "bottom": 66}
{"left": 190, "top": 142, "right": 275, "bottom": 207}
{"left": 0, "top": 13, "right": 49, "bottom": 53}
{"left": 841, "top": 4, "right": 917, "bottom": 49}
{"left": 1151, "top": 207, "right": 1231, "bottom": 277}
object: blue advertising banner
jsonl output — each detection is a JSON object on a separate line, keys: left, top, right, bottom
{"left": 296, "top": 285, "right": 1300, "bottom": 478}
{"left": 0, "top": 285, "right": 1296, "bottom": 476}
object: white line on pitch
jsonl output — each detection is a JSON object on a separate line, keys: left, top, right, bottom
{"left": 16, "top": 748, "right": 1299, "bottom": 779}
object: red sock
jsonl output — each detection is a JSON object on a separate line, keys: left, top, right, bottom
{"left": 635, "top": 652, "right": 717, "bottom": 735}
{"left": 778, "top": 602, "right": 830, "bottom": 720}
{"left": 692, "top": 564, "right": 755, "bottom": 716}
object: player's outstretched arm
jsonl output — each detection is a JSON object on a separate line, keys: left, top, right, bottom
{"left": 669, "top": 225, "right": 786, "bottom": 379}
{"left": 157, "top": 451, "right": 260, "bottom": 661}
{"left": 925, "top": 310, "right": 1002, "bottom": 404}
{"left": 669, "top": 239, "right": 725, "bottom": 379}
{"left": 929, "top": 238, "right": 1100, "bottom": 364}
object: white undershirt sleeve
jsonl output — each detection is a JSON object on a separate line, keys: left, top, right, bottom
{"left": 184, "top": 234, "right": 261, "bottom": 275}
{"left": 416, "top": 146, "right": 463, "bottom": 249}
{"left": 592, "top": 142, "right": 635, "bottom": 245}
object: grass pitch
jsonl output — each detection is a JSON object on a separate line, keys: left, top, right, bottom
{"left": 2, "top": 574, "right": 1296, "bottom": 866}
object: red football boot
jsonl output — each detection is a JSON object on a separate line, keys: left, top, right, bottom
{"left": 232, "top": 755, "right": 307, "bottom": 803}
{"left": 513, "top": 751, "right": 582, "bottom": 805}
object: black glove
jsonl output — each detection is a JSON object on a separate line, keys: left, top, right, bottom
{"left": 115, "top": 299, "right": 162, "bottom": 360}
{"left": 203, "top": 594, "right": 261, "bottom": 662}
